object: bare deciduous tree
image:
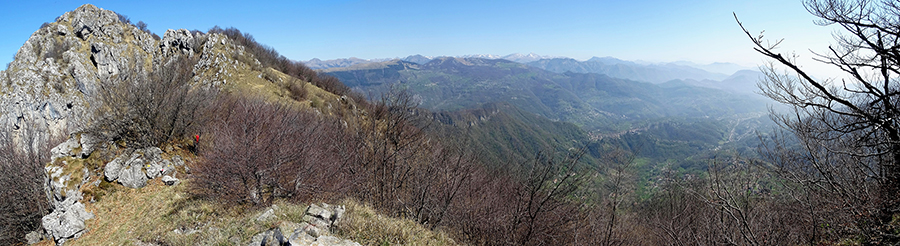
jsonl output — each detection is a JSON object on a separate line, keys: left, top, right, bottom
{"left": 507, "top": 149, "right": 585, "bottom": 245}
{"left": 358, "top": 89, "right": 430, "bottom": 209}
{"left": 737, "top": 0, "right": 900, "bottom": 241}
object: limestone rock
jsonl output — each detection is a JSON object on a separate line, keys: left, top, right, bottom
{"left": 25, "top": 230, "right": 44, "bottom": 244}
{"left": 41, "top": 193, "right": 93, "bottom": 245}
{"left": 161, "top": 175, "right": 179, "bottom": 186}
{"left": 248, "top": 203, "right": 358, "bottom": 246}
{"left": 104, "top": 147, "right": 179, "bottom": 188}
{"left": 248, "top": 228, "right": 290, "bottom": 246}
{"left": 50, "top": 137, "right": 79, "bottom": 161}
{"left": 103, "top": 153, "right": 125, "bottom": 181}
{"left": 117, "top": 158, "right": 148, "bottom": 188}
{"left": 160, "top": 29, "right": 195, "bottom": 55}
{"left": 50, "top": 134, "right": 102, "bottom": 161}
{"left": 89, "top": 42, "right": 120, "bottom": 81}
{"left": 256, "top": 205, "right": 278, "bottom": 222}
{"left": 311, "top": 236, "right": 361, "bottom": 246}
{"left": 77, "top": 133, "right": 99, "bottom": 158}
{"left": 303, "top": 203, "right": 345, "bottom": 230}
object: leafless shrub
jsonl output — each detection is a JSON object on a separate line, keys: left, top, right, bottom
{"left": 0, "top": 124, "right": 62, "bottom": 245}
{"left": 354, "top": 89, "right": 427, "bottom": 206}
{"left": 116, "top": 13, "right": 130, "bottom": 24}
{"left": 398, "top": 140, "right": 478, "bottom": 228}
{"left": 192, "top": 95, "right": 360, "bottom": 206}
{"left": 135, "top": 21, "right": 149, "bottom": 33}
{"left": 86, "top": 55, "right": 216, "bottom": 148}
{"left": 287, "top": 79, "right": 308, "bottom": 101}
{"left": 632, "top": 156, "right": 818, "bottom": 246}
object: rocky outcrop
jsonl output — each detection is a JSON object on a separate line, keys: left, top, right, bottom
{"left": 41, "top": 191, "right": 93, "bottom": 245}
{"left": 50, "top": 133, "right": 101, "bottom": 161}
{"left": 248, "top": 203, "right": 360, "bottom": 246}
{"left": 2, "top": 4, "right": 148, "bottom": 137}
{"left": 0, "top": 4, "right": 228, "bottom": 140}
{"left": 103, "top": 147, "right": 180, "bottom": 188}
{"left": 42, "top": 134, "right": 103, "bottom": 245}
{"left": 160, "top": 29, "right": 195, "bottom": 55}
{"left": 161, "top": 175, "right": 179, "bottom": 186}
{"left": 0, "top": 3, "right": 274, "bottom": 139}
{"left": 189, "top": 26, "right": 276, "bottom": 89}
{"left": 3, "top": 4, "right": 277, "bottom": 245}
{"left": 41, "top": 132, "right": 189, "bottom": 245}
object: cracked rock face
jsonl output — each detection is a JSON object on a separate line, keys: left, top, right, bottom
{"left": 0, "top": 4, "right": 222, "bottom": 141}
{"left": 161, "top": 29, "right": 195, "bottom": 55}
{"left": 1, "top": 3, "right": 158, "bottom": 139}
{"left": 42, "top": 133, "right": 104, "bottom": 245}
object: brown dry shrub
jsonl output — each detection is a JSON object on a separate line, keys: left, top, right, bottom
{"left": 191, "top": 95, "right": 359, "bottom": 206}
{"left": 87, "top": 55, "right": 216, "bottom": 148}
{"left": 0, "top": 125, "right": 61, "bottom": 245}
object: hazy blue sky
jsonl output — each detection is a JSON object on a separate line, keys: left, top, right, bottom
{"left": 1, "top": 0, "right": 841, "bottom": 75}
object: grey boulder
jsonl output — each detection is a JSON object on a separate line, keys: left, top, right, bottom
{"left": 41, "top": 193, "right": 93, "bottom": 245}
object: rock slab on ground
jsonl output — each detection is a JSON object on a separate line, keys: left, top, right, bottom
{"left": 103, "top": 147, "right": 178, "bottom": 188}
{"left": 248, "top": 203, "right": 359, "bottom": 246}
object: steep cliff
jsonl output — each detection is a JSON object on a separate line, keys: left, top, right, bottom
{"left": 0, "top": 4, "right": 269, "bottom": 137}
{"left": 1, "top": 4, "right": 310, "bottom": 245}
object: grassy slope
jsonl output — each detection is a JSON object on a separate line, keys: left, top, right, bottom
{"left": 28, "top": 30, "right": 454, "bottom": 244}
{"left": 65, "top": 179, "right": 455, "bottom": 245}
{"left": 49, "top": 64, "right": 455, "bottom": 245}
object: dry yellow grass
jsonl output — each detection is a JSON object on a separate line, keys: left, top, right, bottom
{"left": 53, "top": 179, "right": 459, "bottom": 246}
{"left": 69, "top": 179, "right": 275, "bottom": 246}
{"left": 336, "top": 199, "right": 459, "bottom": 246}
{"left": 50, "top": 173, "right": 460, "bottom": 246}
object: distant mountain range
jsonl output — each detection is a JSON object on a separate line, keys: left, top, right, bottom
{"left": 660, "top": 69, "right": 766, "bottom": 96}
{"left": 527, "top": 57, "right": 729, "bottom": 84}
{"left": 305, "top": 53, "right": 562, "bottom": 70}
{"left": 303, "top": 57, "right": 394, "bottom": 70}
{"left": 322, "top": 57, "right": 768, "bottom": 132}
{"left": 305, "top": 53, "right": 754, "bottom": 86}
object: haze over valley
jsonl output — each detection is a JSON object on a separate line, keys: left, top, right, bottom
{"left": 1, "top": 1, "right": 896, "bottom": 245}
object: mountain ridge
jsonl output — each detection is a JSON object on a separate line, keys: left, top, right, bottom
{"left": 306, "top": 54, "right": 751, "bottom": 85}
{"left": 323, "top": 57, "right": 769, "bottom": 132}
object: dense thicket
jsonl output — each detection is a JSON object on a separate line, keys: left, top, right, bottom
{"left": 190, "top": 88, "right": 594, "bottom": 245}
{"left": 192, "top": 95, "right": 357, "bottom": 204}
{"left": 0, "top": 125, "right": 58, "bottom": 245}
{"left": 86, "top": 55, "right": 216, "bottom": 148}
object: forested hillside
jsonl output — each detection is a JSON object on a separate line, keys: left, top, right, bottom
{"left": 324, "top": 57, "right": 768, "bottom": 132}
